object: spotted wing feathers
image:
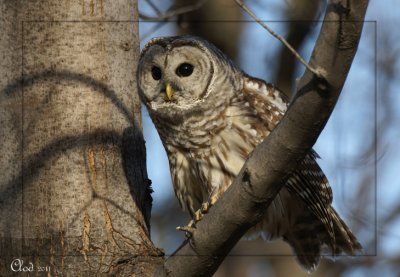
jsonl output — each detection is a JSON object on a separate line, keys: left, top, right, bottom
{"left": 243, "top": 75, "right": 361, "bottom": 270}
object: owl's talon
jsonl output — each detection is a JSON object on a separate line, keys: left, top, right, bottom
{"left": 176, "top": 200, "right": 212, "bottom": 235}
{"left": 176, "top": 224, "right": 196, "bottom": 238}
{"left": 188, "top": 219, "right": 196, "bottom": 228}
{"left": 194, "top": 209, "right": 204, "bottom": 222}
{"left": 200, "top": 201, "right": 210, "bottom": 213}
{"left": 191, "top": 197, "right": 214, "bottom": 225}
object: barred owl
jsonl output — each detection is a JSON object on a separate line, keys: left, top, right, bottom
{"left": 137, "top": 35, "right": 361, "bottom": 271}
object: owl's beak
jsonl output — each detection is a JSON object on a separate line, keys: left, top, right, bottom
{"left": 165, "top": 83, "right": 174, "bottom": 100}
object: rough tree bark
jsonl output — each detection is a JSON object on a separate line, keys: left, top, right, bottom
{"left": 0, "top": 1, "right": 162, "bottom": 276}
{"left": 162, "top": 1, "right": 369, "bottom": 276}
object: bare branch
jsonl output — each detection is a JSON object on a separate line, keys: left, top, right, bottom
{"left": 274, "top": 0, "right": 322, "bottom": 97}
{"left": 140, "top": 22, "right": 166, "bottom": 41}
{"left": 162, "top": 0, "right": 369, "bottom": 276}
{"left": 143, "top": 0, "right": 162, "bottom": 16}
{"left": 139, "top": 0, "right": 208, "bottom": 20}
{"left": 234, "top": 0, "right": 323, "bottom": 77}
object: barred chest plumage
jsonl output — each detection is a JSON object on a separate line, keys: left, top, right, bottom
{"left": 152, "top": 92, "right": 273, "bottom": 216}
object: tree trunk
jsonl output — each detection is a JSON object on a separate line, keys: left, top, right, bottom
{"left": 0, "top": 1, "right": 161, "bottom": 276}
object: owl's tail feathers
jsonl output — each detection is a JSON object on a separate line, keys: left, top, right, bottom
{"left": 329, "top": 207, "right": 362, "bottom": 255}
{"left": 282, "top": 207, "right": 362, "bottom": 272}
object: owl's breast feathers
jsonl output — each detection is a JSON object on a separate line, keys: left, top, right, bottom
{"left": 161, "top": 75, "right": 289, "bottom": 214}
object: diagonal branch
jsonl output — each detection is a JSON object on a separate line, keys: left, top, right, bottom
{"left": 139, "top": 0, "right": 208, "bottom": 20}
{"left": 161, "top": 0, "right": 369, "bottom": 276}
{"left": 143, "top": 0, "right": 162, "bottom": 16}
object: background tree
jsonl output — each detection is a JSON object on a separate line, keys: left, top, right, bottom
{"left": 174, "top": 0, "right": 243, "bottom": 61}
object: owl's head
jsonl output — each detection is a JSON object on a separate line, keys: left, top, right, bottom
{"left": 137, "top": 36, "right": 241, "bottom": 122}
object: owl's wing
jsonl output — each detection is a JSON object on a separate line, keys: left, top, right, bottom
{"left": 241, "top": 75, "right": 335, "bottom": 243}
{"left": 242, "top": 74, "right": 333, "bottom": 200}
{"left": 241, "top": 75, "right": 288, "bottom": 130}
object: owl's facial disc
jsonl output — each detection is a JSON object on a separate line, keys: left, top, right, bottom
{"left": 139, "top": 44, "right": 214, "bottom": 112}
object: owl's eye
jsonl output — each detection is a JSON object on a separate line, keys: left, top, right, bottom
{"left": 176, "top": 63, "right": 194, "bottom": 77}
{"left": 151, "top": 66, "right": 162, "bottom": 80}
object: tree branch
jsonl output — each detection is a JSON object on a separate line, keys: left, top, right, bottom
{"left": 162, "top": 1, "right": 369, "bottom": 276}
{"left": 139, "top": 0, "right": 208, "bottom": 20}
{"left": 274, "top": 0, "right": 323, "bottom": 97}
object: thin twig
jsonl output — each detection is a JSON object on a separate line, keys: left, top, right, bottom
{"left": 139, "top": 0, "right": 208, "bottom": 20}
{"left": 234, "top": 0, "right": 322, "bottom": 77}
{"left": 143, "top": 0, "right": 162, "bottom": 16}
{"left": 140, "top": 22, "right": 167, "bottom": 42}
